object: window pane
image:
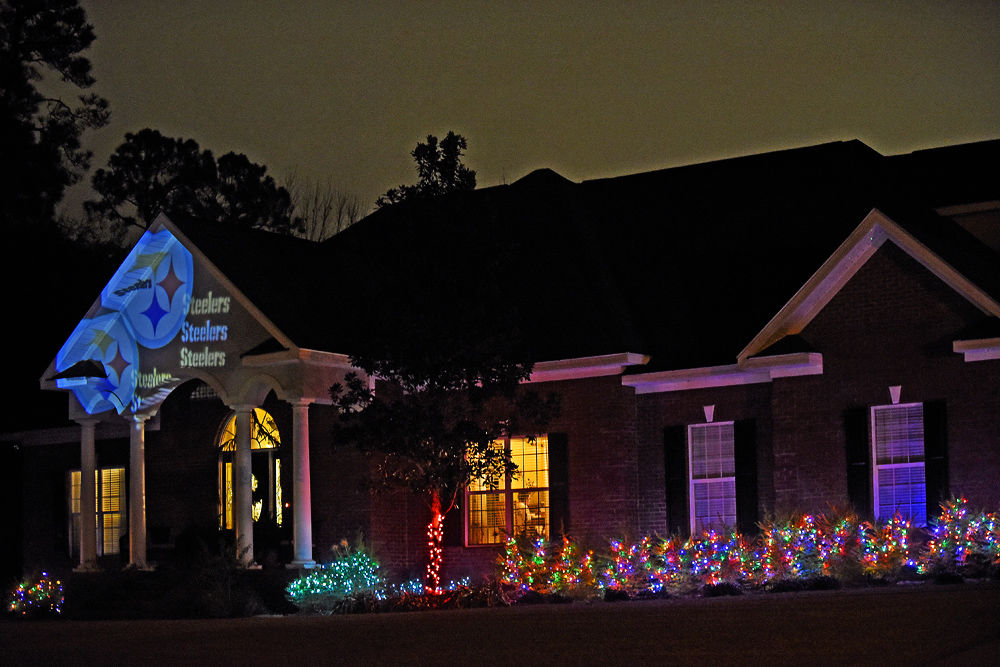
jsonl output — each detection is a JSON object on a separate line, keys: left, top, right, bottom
{"left": 468, "top": 492, "right": 506, "bottom": 545}
{"left": 101, "top": 468, "right": 122, "bottom": 513}
{"left": 874, "top": 404, "right": 923, "bottom": 464}
{"left": 100, "top": 468, "right": 125, "bottom": 555}
{"left": 693, "top": 478, "right": 736, "bottom": 532}
{"left": 690, "top": 423, "right": 735, "bottom": 479}
{"left": 513, "top": 489, "right": 549, "bottom": 541}
{"left": 70, "top": 471, "right": 81, "bottom": 514}
{"left": 102, "top": 511, "right": 122, "bottom": 555}
{"left": 877, "top": 464, "right": 926, "bottom": 524}
{"left": 468, "top": 440, "right": 504, "bottom": 492}
{"left": 511, "top": 435, "right": 548, "bottom": 490}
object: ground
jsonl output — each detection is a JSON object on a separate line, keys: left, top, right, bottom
{"left": 2, "top": 582, "right": 998, "bottom": 664}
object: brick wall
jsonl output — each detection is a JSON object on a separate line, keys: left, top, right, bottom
{"left": 636, "top": 383, "right": 773, "bottom": 534}
{"left": 772, "top": 242, "right": 1000, "bottom": 513}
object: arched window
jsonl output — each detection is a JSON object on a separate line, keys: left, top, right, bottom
{"left": 217, "top": 408, "right": 283, "bottom": 530}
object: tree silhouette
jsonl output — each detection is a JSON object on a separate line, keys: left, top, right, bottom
{"left": 0, "top": 0, "right": 110, "bottom": 227}
{"left": 376, "top": 131, "right": 476, "bottom": 208}
{"left": 86, "top": 128, "right": 301, "bottom": 235}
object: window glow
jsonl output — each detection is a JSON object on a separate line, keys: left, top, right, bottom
{"left": 689, "top": 422, "right": 736, "bottom": 532}
{"left": 468, "top": 435, "right": 549, "bottom": 545}
{"left": 68, "top": 467, "right": 126, "bottom": 557}
{"left": 217, "top": 409, "right": 283, "bottom": 529}
{"left": 872, "top": 403, "right": 926, "bottom": 525}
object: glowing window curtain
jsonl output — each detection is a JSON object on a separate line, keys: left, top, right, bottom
{"left": 467, "top": 435, "right": 549, "bottom": 545}
{"left": 68, "top": 467, "right": 126, "bottom": 557}
{"left": 872, "top": 404, "right": 926, "bottom": 525}
{"left": 689, "top": 422, "right": 736, "bottom": 532}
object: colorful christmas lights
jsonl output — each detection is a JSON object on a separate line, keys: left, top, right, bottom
{"left": 7, "top": 573, "right": 64, "bottom": 617}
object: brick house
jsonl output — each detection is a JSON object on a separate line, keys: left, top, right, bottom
{"left": 9, "top": 138, "right": 999, "bottom": 583}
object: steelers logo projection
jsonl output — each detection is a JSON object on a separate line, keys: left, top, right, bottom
{"left": 101, "top": 228, "right": 194, "bottom": 348}
{"left": 55, "top": 313, "right": 139, "bottom": 414}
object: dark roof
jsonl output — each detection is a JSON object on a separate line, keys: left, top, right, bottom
{"left": 175, "top": 138, "right": 1000, "bottom": 373}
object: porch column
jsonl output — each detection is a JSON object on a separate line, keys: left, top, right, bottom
{"left": 233, "top": 406, "right": 254, "bottom": 566}
{"left": 76, "top": 418, "right": 99, "bottom": 571}
{"left": 128, "top": 413, "right": 149, "bottom": 569}
{"left": 290, "top": 400, "right": 315, "bottom": 568}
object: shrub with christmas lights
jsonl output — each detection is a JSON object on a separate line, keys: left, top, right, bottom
{"left": 7, "top": 572, "right": 64, "bottom": 617}
{"left": 285, "top": 540, "right": 385, "bottom": 612}
{"left": 858, "top": 513, "right": 916, "bottom": 578}
{"left": 921, "top": 496, "right": 1000, "bottom": 578}
{"left": 684, "top": 529, "right": 756, "bottom": 586}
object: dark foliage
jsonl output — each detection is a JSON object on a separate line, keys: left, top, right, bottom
{"left": 376, "top": 131, "right": 476, "bottom": 208}
{"left": 86, "top": 128, "right": 302, "bottom": 234}
{"left": 0, "top": 0, "right": 110, "bottom": 228}
{"left": 701, "top": 582, "right": 744, "bottom": 597}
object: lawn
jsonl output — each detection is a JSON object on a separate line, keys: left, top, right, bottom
{"left": 2, "top": 582, "right": 998, "bottom": 665}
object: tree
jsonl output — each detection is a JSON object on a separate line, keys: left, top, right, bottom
{"left": 86, "top": 128, "right": 302, "bottom": 235}
{"left": 330, "top": 248, "right": 557, "bottom": 591}
{"left": 284, "top": 170, "right": 362, "bottom": 241}
{"left": 0, "top": 0, "right": 110, "bottom": 228}
{"left": 332, "top": 362, "right": 557, "bottom": 593}
{"left": 375, "top": 131, "right": 476, "bottom": 208}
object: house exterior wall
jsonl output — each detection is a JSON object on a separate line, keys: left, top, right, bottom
{"left": 16, "top": 236, "right": 999, "bottom": 585}
{"left": 369, "top": 374, "right": 644, "bottom": 583}
{"left": 776, "top": 243, "right": 1000, "bottom": 513}
{"left": 636, "top": 383, "right": 774, "bottom": 535}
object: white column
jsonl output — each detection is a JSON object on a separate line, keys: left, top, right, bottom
{"left": 233, "top": 406, "right": 255, "bottom": 566}
{"left": 128, "top": 414, "right": 148, "bottom": 569}
{"left": 76, "top": 418, "right": 99, "bottom": 571}
{"left": 290, "top": 400, "right": 315, "bottom": 568}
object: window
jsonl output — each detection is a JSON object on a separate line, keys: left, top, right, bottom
{"left": 217, "top": 408, "right": 283, "bottom": 529}
{"left": 467, "top": 435, "right": 549, "bottom": 545}
{"left": 689, "top": 422, "right": 736, "bottom": 532}
{"left": 871, "top": 403, "right": 926, "bottom": 525}
{"left": 69, "top": 467, "right": 126, "bottom": 557}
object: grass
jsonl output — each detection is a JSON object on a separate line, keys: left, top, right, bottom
{"left": 2, "top": 581, "right": 998, "bottom": 664}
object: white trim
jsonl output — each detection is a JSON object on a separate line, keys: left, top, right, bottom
{"left": 241, "top": 347, "right": 355, "bottom": 369}
{"left": 527, "top": 352, "right": 649, "bottom": 383}
{"left": 953, "top": 337, "right": 1000, "bottom": 362}
{"left": 739, "top": 209, "right": 1000, "bottom": 363}
{"left": 623, "top": 352, "right": 822, "bottom": 394}
{"left": 936, "top": 200, "right": 1000, "bottom": 217}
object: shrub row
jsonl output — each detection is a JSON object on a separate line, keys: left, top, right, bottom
{"left": 499, "top": 496, "right": 1000, "bottom": 599}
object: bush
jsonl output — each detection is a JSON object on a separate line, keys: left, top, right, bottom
{"left": 285, "top": 539, "right": 384, "bottom": 613}
{"left": 7, "top": 572, "right": 64, "bottom": 618}
{"left": 490, "top": 496, "right": 1000, "bottom": 600}
{"left": 921, "top": 497, "right": 1000, "bottom": 579}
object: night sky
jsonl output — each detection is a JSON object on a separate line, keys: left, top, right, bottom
{"left": 69, "top": 1, "right": 1000, "bottom": 216}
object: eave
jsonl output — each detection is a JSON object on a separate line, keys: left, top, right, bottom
{"left": 528, "top": 352, "right": 650, "bottom": 383}
{"left": 622, "top": 352, "right": 822, "bottom": 394}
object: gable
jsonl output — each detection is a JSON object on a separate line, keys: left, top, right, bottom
{"left": 739, "top": 209, "right": 1000, "bottom": 363}
{"left": 43, "top": 216, "right": 279, "bottom": 415}
{"left": 799, "top": 242, "right": 988, "bottom": 360}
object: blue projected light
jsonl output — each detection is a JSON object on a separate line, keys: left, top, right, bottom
{"left": 55, "top": 313, "right": 138, "bottom": 414}
{"left": 101, "top": 228, "right": 194, "bottom": 349}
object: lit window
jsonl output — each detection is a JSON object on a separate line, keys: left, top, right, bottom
{"left": 68, "top": 467, "right": 126, "bottom": 557}
{"left": 467, "top": 435, "right": 549, "bottom": 545}
{"left": 217, "top": 408, "right": 283, "bottom": 529}
{"left": 871, "top": 403, "right": 926, "bottom": 525}
{"left": 689, "top": 422, "right": 736, "bottom": 532}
